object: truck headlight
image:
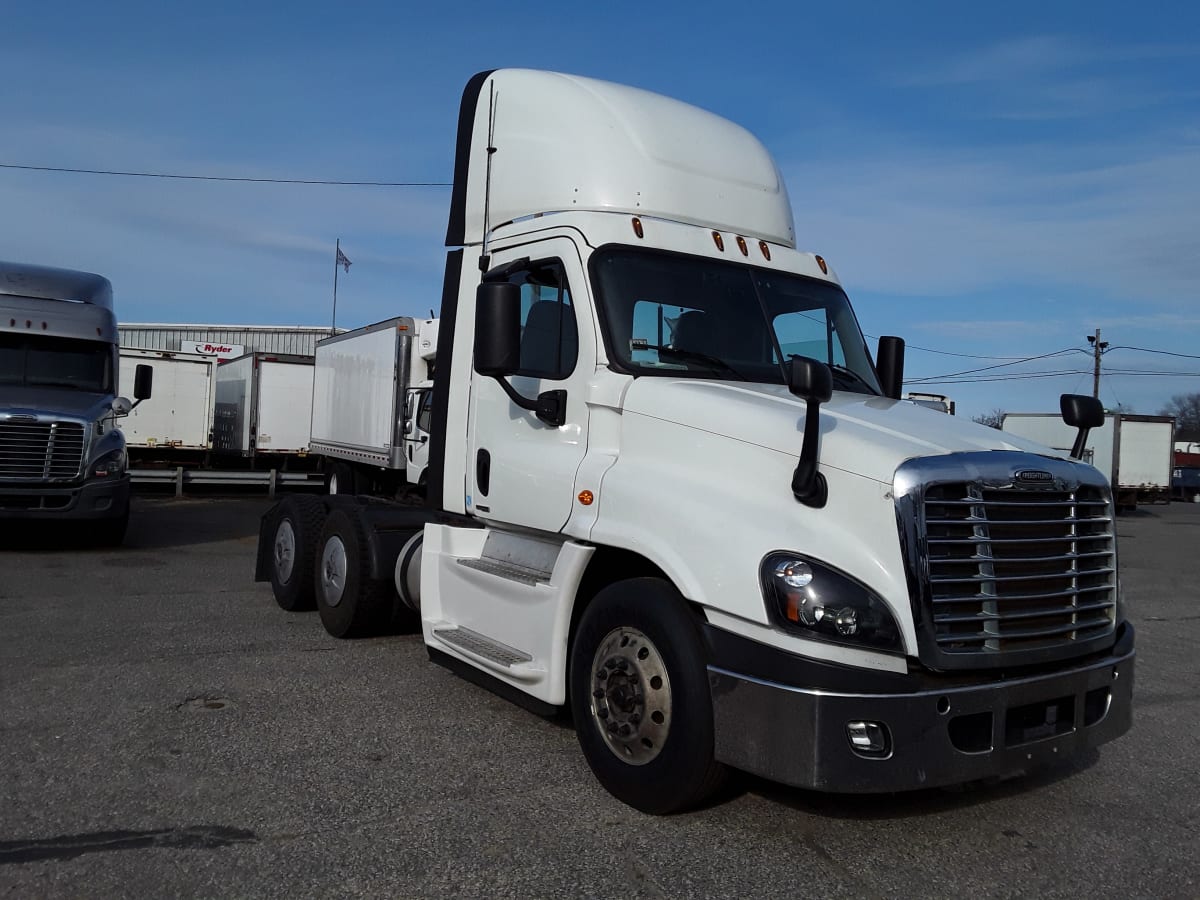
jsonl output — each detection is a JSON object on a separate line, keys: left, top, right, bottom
{"left": 89, "top": 448, "right": 127, "bottom": 479}
{"left": 760, "top": 552, "right": 902, "bottom": 652}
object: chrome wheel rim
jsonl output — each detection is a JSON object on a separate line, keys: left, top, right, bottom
{"left": 320, "top": 536, "right": 347, "bottom": 607}
{"left": 590, "top": 626, "right": 671, "bottom": 765}
{"left": 274, "top": 519, "right": 296, "bottom": 584}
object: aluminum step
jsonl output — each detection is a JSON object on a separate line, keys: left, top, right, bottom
{"left": 432, "top": 627, "right": 533, "bottom": 667}
{"left": 457, "top": 557, "right": 552, "bottom": 586}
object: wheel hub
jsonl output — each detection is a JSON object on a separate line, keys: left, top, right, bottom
{"left": 320, "top": 536, "right": 347, "bottom": 607}
{"left": 590, "top": 626, "right": 671, "bottom": 765}
{"left": 274, "top": 519, "right": 296, "bottom": 584}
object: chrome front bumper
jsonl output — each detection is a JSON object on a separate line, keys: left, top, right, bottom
{"left": 708, "top": 628, "right": 1135, "bottom": 793}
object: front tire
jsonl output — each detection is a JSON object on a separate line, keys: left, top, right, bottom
{"left": 269, "top": 495, "right": 327, "bottom": 611}
{"left": 315, "top": 508, "right": 393, "bottom": 638}
{"left": 569, "top": 577, "right": 727, "bottom": 815}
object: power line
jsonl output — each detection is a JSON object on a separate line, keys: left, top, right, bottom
{"left": 862, "top": 334, "right": 1048, "bottom": 361}
{"left": 1107, "top": 345, "right": 1200, "bottom": 360}
{"left": 912, "top": 348, "right": 1085, "bottom": 381}
{"left": 0, "top": 162, "right": 451, "bottom": 187}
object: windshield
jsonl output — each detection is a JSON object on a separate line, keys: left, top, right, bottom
{"left": 0, "top": 332, "right": 112, "bottom": 392}
{"left": 591, "top": 247, "right": 881, "bottom": 394}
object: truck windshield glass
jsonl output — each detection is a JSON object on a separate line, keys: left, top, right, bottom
{"left": 0, "top": 332, "right": 111, "bottom": 392}
{"left": 591, "top": 247, "right": 880, "bottom": 393}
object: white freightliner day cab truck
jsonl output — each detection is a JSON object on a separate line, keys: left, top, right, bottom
{"left": 1, "top": 261, "right": 152, "bottom": 545}
{"left": 309, "top": 316, "right": 438, "bottom": 496}
{"left": 255, "top": 70, "right": 1135, "bottom": 814}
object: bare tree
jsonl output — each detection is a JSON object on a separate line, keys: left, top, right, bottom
{"left": 973, "top": 408, "right": 1006, "bottom": 429}
{"left": 1160, "top": 393, "right": 1200, "bottom": 439}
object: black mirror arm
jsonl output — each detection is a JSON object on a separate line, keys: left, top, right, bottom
{"left": 791, "top": 398, "right": 828, "bottom": 508}
{"left": 1071, "top": 427, "right": 1091, "bottom": 461}
{"left": 491, "top": 376, "right": 566, "bottom": 427}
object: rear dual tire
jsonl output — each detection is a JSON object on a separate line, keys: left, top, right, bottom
{"left": 269, "top": 495, "right": 327, "bottom": 611}
{"left": 316, "top": 508, "right": 395, "bottom": 638}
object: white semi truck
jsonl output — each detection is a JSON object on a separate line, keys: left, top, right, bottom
{"left": 309, "top": 316, "right": 438, "bottom": 495}
{"left": 1, "top": 261, "right": 152, "bottom": 544}
{"left": 256, "top": 70, "right": 1134, "bottom": 813}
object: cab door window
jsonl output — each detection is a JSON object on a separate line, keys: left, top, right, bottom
{"left": 509, "top": 262, "right": 577, "bottom": 380}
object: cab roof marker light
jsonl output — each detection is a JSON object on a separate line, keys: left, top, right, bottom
{"left": 736, "top": 236, "right": 748, "bottom": 256}
{"left": 759, "top": 240, "right": 771, "bottom": 261}
{"left": 632, "top": 217, "right": 644, "bottom": 239}
{"left": 712, "top": 231, "right": 725, "bottom": 251}
{"left": 815, "top": 255, "right": 828, "bottom": 275}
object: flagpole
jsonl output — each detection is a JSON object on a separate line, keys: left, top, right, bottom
{"left": 331, "top": 238, "right": 340, "bottom": 335}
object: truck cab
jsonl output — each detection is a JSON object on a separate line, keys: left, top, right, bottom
{"left": 0, "top": 261, "right": 151, "bottom": 544}
{"left": 258, "top": 70, "right": 1134, "bottom": 814}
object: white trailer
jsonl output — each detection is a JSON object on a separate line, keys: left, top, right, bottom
{"left": 309, "top": 317, "right": 437, "bottom": 493}
{"left": 1001, "top": 412, "right": 1175, "bottom": 510}
{"left": 213, "top": 352, "right": 314, "bottom": 457}
{"left": 117, "top": 348, "right": 216, "bottom": 453}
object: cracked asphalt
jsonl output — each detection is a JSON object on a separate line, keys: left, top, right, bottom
{"left": 1, "top": 495, "right": 1198, "bottom": 899}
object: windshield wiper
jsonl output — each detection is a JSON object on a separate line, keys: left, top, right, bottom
{"left": 828, "top": 364, "right": 879, "bottom": 394}
{"left": 652, "top": 345, "right": 748, "bottom": 380}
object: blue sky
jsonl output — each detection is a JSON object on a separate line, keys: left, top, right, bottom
{"left": 2, "top": 1, "right": 1198, "bottom": 421}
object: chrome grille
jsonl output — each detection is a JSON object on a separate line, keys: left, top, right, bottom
{"left": 923, "top": 483, "right": 1116, "bottom": 658}
{"left": 0, "top": 421, "right": 86, "bottom": 479}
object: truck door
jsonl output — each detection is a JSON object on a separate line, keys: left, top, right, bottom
{"left": 405, "top": 387, "right": 433, "bottom": 485}
{"left": 467, "top": 239, "right": 592, "bottom": 533}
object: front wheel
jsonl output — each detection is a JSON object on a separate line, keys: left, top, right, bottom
{"left": 569, "top": 577, "right": 727, "bottom": 815}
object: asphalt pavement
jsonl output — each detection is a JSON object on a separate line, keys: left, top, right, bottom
{"left": 1, "top": 496, "right": 1197, "bottom": 899}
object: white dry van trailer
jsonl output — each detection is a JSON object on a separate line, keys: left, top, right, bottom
{"left": 213, "top": 352, "right": 314, "bottom": 458}
{"left": 0, "top": 261, "right": 152, "bottom": 544}
{"left": 117, "top": 348, "right": 217, "bottom": 454}
{"left": 309, "top": 316, "right": 438, "bottom": 494}
{"left": 1001, "top": 413, "right": 1174, "bottom": 510}
{"left": 255, "top": 69, "right": 1134, "bottom": 814}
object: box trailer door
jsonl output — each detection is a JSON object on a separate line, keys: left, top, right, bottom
{"left": 118, "top": 353, "right": 214, "bottom": 449}
{"left": 256, "top": 360, "right": 315, "bottom": 454}
{"left": 1116, "top": 418, "right": 1173, "bottom": 489}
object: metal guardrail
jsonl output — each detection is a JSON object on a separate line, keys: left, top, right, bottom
{"left": 130, "top": 468, "right": 324, "bottom": 497}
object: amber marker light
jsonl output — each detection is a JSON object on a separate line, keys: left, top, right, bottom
{"left": 815, "top": 255, "right": 828, "bottom": 274}
{"left": 759, "top": 240, "right": 771, "bottom": 261}
{"left": 632, "top": 217, "right": 644, "bottom": 239}
{"left": 712, "top": 231, "right": 725, "bottom": 251}
{"left": 736, "top": 236, "right": 748, "bottom": 256}
{"left": 578, "top": 490, "right": 594, "bottom": 506}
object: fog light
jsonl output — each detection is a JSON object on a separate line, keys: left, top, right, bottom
{"left": 846, "top": 721, "right": 890, "bottom": 757}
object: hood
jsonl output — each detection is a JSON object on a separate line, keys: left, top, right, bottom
{"left": 0, "top": 385, "right": 114, "bottom": 422}
{"left": 621, "top": 379, "right": 1065, "bottom": 485}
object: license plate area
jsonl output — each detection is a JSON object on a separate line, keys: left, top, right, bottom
{"left": 1005, "top": 695, "right": 1075, "bottom": 746}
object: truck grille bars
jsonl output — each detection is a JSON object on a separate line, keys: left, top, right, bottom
{"left": 895, "top": 452, "right": 1118, "bottom": 669}
{"left": 0, "top": 421, "right": 86, "bottom": 480}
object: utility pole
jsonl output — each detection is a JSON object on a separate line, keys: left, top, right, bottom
{"left": 1086, "top": 329, "right": 1109, "bottom": 400}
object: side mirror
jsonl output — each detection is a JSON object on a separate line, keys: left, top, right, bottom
{"left": 1060, "top": 394, "right": 1105, "bottom": 460}
{"left": 876, "top": 336, "right": 905, "bottom": 400}
{"left": 474, "top": 282, "right": 521, "bottom": 376}
{"left": 787, "top": 356, "right": 831, "bottom": 508}
{"left": 787, "top": 356, "right": 833, "bottom": 403}
{"left": 111, "top": 397, "right": 133, "bottom": 416}
{"left": 133, "top": 364, "right": 153, "bottom": 402}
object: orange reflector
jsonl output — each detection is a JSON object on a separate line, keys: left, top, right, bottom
{"left": 815, "top": 255, "right": 828, "bottom": 274}
{"left": 398, "top": 324, "right": 409, "bottom": 331}
{"left": 578, "top": 490, "right": 594, "bottom": 506}
{"left": 759, "top": 240, "right": 771, "bottom": 261}
{"left": 712, "top": 231, "right": 725, "bottom": 251}
{"left": 736, "top": 236, "right": 748, "bottom": 256}
{"left": 632, "top": 217, "right": 644, "bottom": 239}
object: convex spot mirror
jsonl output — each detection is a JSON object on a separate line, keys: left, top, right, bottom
{"left": 787, "top": 356, "right": 833, "bottom": 403}
{"left": 1060, "top": 393, "right": 1104, "bottom": 429}
{"left": 111, "top": 397, "right": 133, "bottom": 416}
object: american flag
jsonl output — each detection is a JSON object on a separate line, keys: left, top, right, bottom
{"left": 336, "top": 247, "right": 352, "bottom": 273}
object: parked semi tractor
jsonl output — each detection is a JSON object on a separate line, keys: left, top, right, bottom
{"left": 1, "top": 261, "right": 152, "bottom": 544}
{"left": 1002, "top": 412, "right": 1175, "bottom": 511}
{"left": 309, "top": 316, "right": 438, "bottom": 495}
{"left": 256, "top": 70, "right": 1134, "bottom": 813}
